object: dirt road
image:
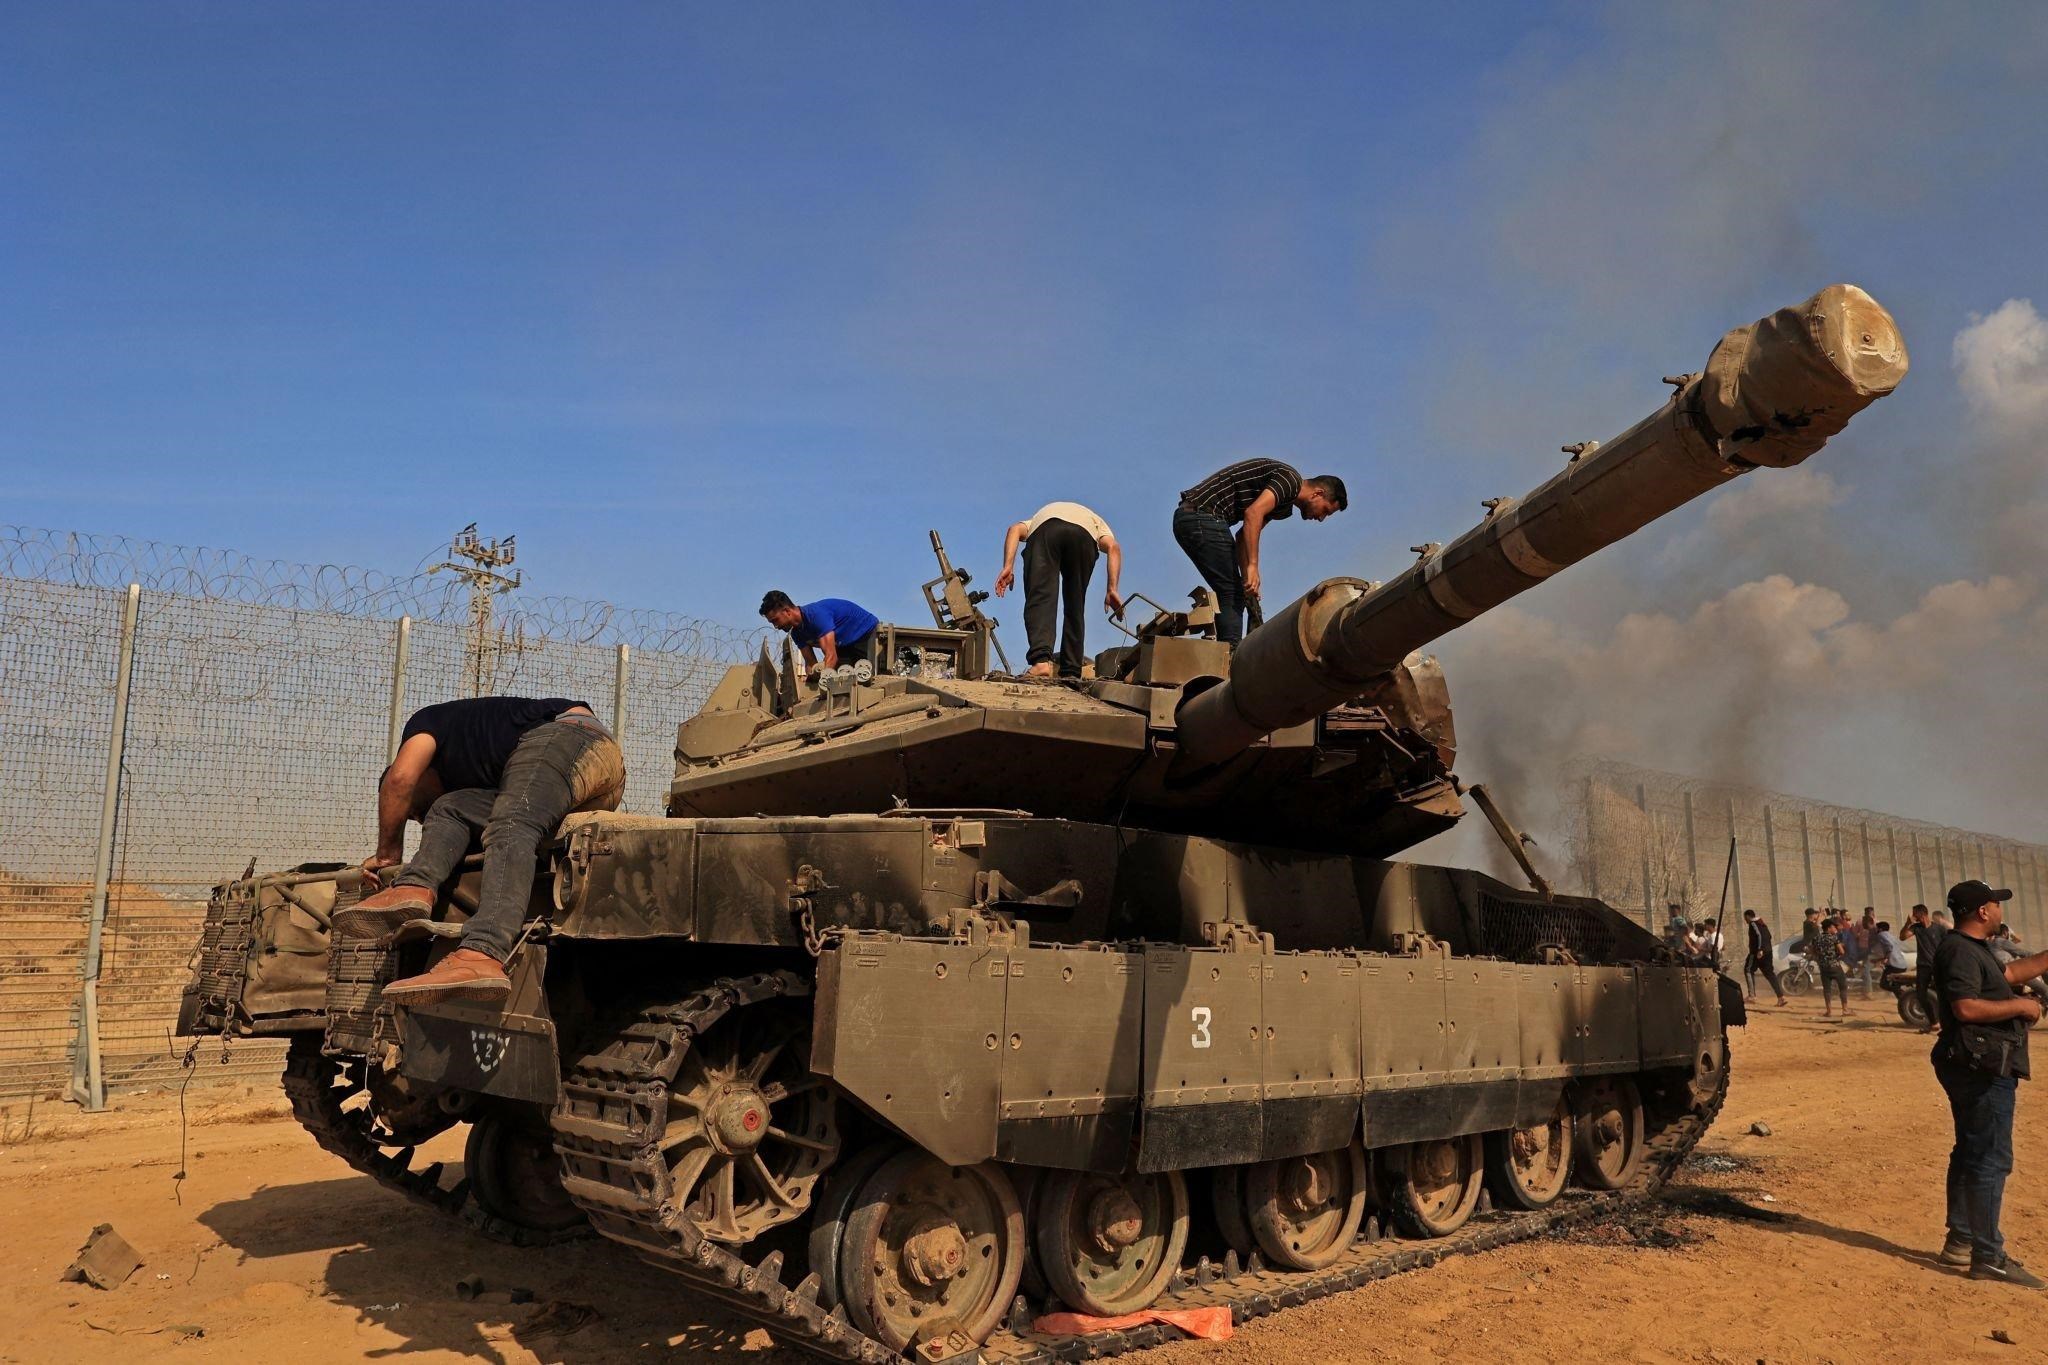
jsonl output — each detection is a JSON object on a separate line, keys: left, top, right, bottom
{"left": 3, "top": 998, "right": 2045, "bottom": 1364}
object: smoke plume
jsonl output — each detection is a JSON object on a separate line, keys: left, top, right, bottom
{"left": 1430, "top": 301, "right": 2048, "bottom": 879}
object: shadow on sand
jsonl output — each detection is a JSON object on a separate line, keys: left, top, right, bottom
{"left": 201, "top": 1169, "right": 800, "bottom": 1362}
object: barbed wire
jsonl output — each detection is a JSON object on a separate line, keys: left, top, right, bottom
{"left": 0, "top": 525, "right": 766, "bottom": 660}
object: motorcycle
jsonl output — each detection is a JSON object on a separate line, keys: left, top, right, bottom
{"left": 1883, "top": 964, "right": 2048, "bottom": 1031}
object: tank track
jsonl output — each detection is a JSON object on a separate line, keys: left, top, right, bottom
{"left": 546, "top": 970, "right": 1732, "bottom": 1364}
{"left": 279, "top": 1033, "right": 588, "bottom": 1249}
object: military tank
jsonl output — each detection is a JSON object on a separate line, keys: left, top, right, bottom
{"left": 181, "top": 285, "right": 1907, "bottom": 1363}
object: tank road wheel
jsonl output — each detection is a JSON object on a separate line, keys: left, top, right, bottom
{"left": 1208, "top": 1166, "right": 1256, "bottom": 1257}
{"left": 1572, "top": 1077, "right": 1647, "bottom": 1191}
{"left": 1011, "top": 1166, "right": 1052, "bottom": 1302}
{"left": 806, "top": 1141, "right": 903, "bottom": 1310}
{"left": 1036, "top": 1168, "right": 1191, "bottom": 1317}
{"left": 466, "top": 1109, "right": 585, "bottom": 1234}
{"left": 1244, "top": 1141, "right": 1368, "bottom": 1270}
{"left": 659, "top": 1001, "right": 841, "bottom": 1243}
{"left": 1485, "top": 1095, "right": 1575, "bottom": 1211}
{"left": 1381, "top": 1134, "right": 1484, "bottom": 1239}
{"left": 840, "top": 1151, "right": 1026, "bottom": 1351}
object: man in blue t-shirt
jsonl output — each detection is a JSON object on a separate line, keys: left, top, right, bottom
{"left": 760, "top": 591, "right": 880, "bottom": 681}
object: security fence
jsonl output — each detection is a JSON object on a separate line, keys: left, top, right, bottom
{"left": 1562, "top": 758, "right": 2048, "bottom": 945}
{"left": 0, "top": 527, "right": 759, "bottom": 1106}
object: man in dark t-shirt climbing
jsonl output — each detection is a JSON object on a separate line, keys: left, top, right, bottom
{"left": 1929, "top": 879, "right": 2048, "bottom": 1287}
{"left": 354, "top": 696, "right": 626, "bottom": 1003}
{"left": 1171, "top": 458, "right": 1347, "bottom": 645}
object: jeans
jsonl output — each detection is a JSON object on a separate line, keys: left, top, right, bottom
{"left": 1821, "top": 964, "right": 1850, "bottom": 1010}
{"left": 1937, "top": 1059, "right": 2018, "bottom": 1262}
{"left": 1023, "top": 520, "right": 1099, "bottom": 676}
{"left": 1173, "top": 507, "right": 1245, "bottom": 644}
{"left": 395, "top": 717, "right": 625, "bottom": 960}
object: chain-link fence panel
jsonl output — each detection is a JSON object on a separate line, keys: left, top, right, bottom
{"left": 0, "top": 578, "right": 124, "bottom": 1098}
{"left": 0, "top": 526, "right": 760, "bottom": 1107}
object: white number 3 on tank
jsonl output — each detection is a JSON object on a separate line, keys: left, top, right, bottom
{"left": 1190, "top": 1006, "right": 1213, "bottom": 1049}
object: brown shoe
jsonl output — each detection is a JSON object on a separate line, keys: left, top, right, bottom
{"left": 334, "top": 885, "right": 436, "bottom": 941}
{"left": 355, "top": 885, "right": 436, "bottom": 914}
{"left": 382, "top": 947, "right": 510, "bottom": 1005}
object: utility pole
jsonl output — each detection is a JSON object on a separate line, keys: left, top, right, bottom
{"left": 431, "top": 524, "right": 522, "bottom": 696}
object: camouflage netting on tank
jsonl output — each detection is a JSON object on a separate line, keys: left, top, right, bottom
{"left": 0, "top": 526, "right": 763, "bottom": 1103}
{"left": 1561, "top": 758, "right": 2048, "bottom": 943}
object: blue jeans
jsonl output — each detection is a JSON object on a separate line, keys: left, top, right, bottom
{"left": 1172, "top": 507, "right": 1245, "bottom": 644}
{"left": 1937, "top": 1059, "right": 2017, "bottom": 1262}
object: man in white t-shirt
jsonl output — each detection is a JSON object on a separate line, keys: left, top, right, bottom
{"left": 992, "top": 502, "right": 1125, "bottom": 678}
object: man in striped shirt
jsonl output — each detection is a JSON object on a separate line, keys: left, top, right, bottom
{"left": 1173, "top": 458, "right": 1347, "bottom": 644}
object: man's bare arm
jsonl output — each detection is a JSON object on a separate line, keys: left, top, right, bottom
{"left": 993, "top": 522, "right": 1028, "bottom": 597}
{"left": 817, "top": 631, "right": 839, "bottom": 670}
{"left": 1237, "top": 489, "right": 1277, "bottom": 597}
{"left": 1102, "top": 537, "right": 1124, "bottom": 614}
{"left": 2005, "top": 949, "right": 2048, "bottom": 987}
{"left": 1952, "top": 994, "right": 2043, "bottom": 1024}
{"left": 372, "top": 733, "right": 437, "bottom": 868}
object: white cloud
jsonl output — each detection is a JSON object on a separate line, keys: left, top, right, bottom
{"left": 1953, "top": 298, "right": 2048, "bottom": 431}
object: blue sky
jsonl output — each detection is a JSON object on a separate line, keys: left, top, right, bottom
{"left": 7, "top": 3, "right": 2048, "bottom": 833}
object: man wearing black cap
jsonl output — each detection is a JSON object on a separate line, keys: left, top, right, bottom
{"left": 1929, "top": 879, "right": 2048, "bottom": 1287}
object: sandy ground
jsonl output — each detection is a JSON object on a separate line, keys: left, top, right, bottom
{"left": 3, "top": 996, "right": 2046, "bottom": 1365}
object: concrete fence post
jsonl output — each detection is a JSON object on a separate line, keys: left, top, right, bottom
{"left": 1683, "top": 790, "right": 1700, "bottom": 907}
{"left": 1583, "top": 775, "right": 1599, "bottom": 898}
{"left": 386, "top": 615, "right": 412, "bottom": 763}
{"left": 1763, "top": 803, "right": 1783, "bottom": 935}
{"left": 1800, "top": 810, "right": 1816, "bottom": 908}
{"left": 613, "top": 644, "right": 631, "bottom": 812}
{"left": 1725, "top": 797, "right": 1744, "bottom": 921}
{"left": 1832, "top": 814, "right": 1848, "bottom": 910}
{"left": 69, "top": 582, "right": 141, "bottom": 1112}
{"left": 1636, "top": 783, "right": 1655, "bottom": 923}
{"left": 1912, "top": 832, "right": 1927, "bottom": 909}
{"left": 613, "top": 643, "right": 630, "bottom": 736}
{"left": 1860, "top": 820, "right": 1875, "bottom": 913}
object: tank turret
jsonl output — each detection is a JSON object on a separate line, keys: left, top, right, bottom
{"left": 669, "top": 285, "right": 1906, "bottom": 857}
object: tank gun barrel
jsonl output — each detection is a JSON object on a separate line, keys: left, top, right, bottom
{"left": 1176, "top": 284, "right": 1909, "bottom": 768}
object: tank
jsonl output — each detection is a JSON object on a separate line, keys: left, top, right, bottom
{"left": 181, "top": 285, "right": 1907, "bottom": 1364}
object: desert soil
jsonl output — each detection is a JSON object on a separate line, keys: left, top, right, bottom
{"left": 2, "top": 995, "right": 2045, "bottom": 1364}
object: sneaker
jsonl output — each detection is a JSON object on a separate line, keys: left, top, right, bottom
{"left": 1970, "top": 1255, "right": 2046, "bottom": 1289}
{"left": 381, "top": 947, "right": 510, "bottom": 1005}
{"left": 1939, "top": 1233, "right": 1973, "bottom": 1267}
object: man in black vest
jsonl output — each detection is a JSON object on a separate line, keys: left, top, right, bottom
{"left": 1929, "top": 880, "right": 2048, "bottom": 1286}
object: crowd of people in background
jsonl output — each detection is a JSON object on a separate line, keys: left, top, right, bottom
{"left": 1658, "top": 881, "right": 2048, "bottom": 1288}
